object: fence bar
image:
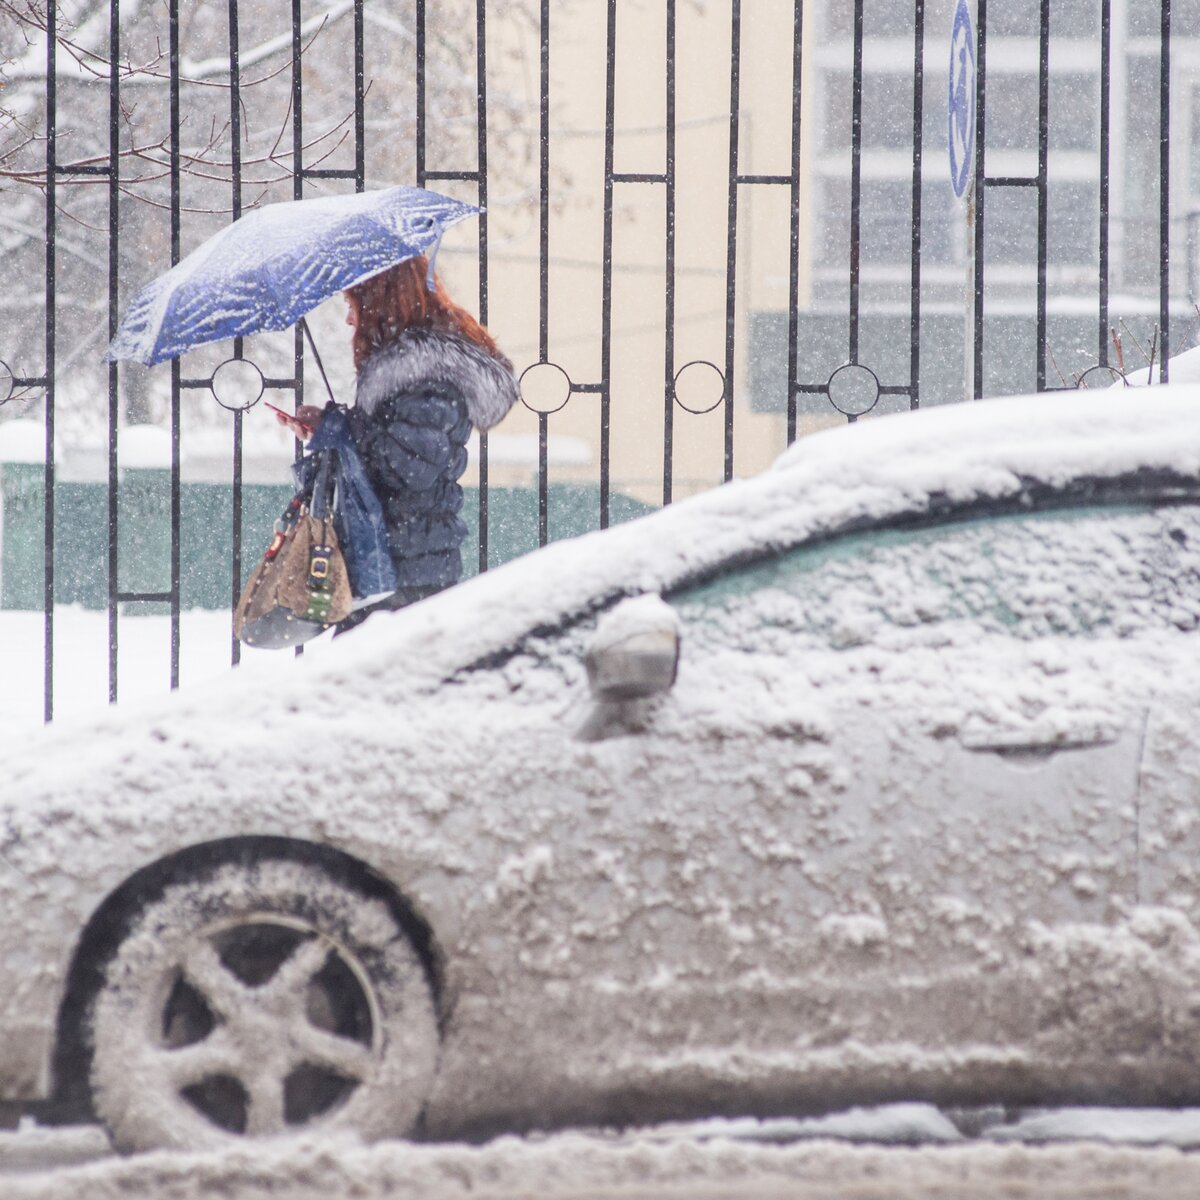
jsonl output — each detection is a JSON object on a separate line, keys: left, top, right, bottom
{"left": 1098, "top": 0, "right": 1111, "bottom": 364}
{"left": 908, "top": 0, "right": 925, "bottom": 409}
{"left": 600, "top": 0, "right": 616, "bottom": 526}
{"left": 663, "top": 0, "right": 677, "bottom": 505}
{"left": 1160, "top": 0, "right": 1171, "bottom": 381}
{"left": 355, "top": 0, "right": 365, "bottom": 190}
{"left": 169, "top": 0, "right": 182, "bottom": 688}
{"left": 292, "top": 0, "right": 305, "bottom": 399}
{"left": 1035, "top": 0, "right": 1050, "bottom": 392}
{"left": 723, "top": 0, "right": 740, "bottom": 481}
{"left": 107, "top": 0, "right": 120, "bottom": 701}
{"left": 972, "top": 0, "right": 987, "bottom": 399}
{"left": 416, "top": 0, "right": 426, "bottom": 186}
{"left": 847, "top": 0, "right": 865, "bottom": 365}
{"left": 228, "top": 0, "right": 244, "bottom": 667}
{"left": 43, "top": 0, "right": 57, "bottom": 723}
{"left": 538, "top": 0, "right": 550, "bottom": 545}
{"left": 476, "top": 0, "right": 491, "bottom": 570}
{"left": 785, "top": 0, "right": 803, "bottom": 443}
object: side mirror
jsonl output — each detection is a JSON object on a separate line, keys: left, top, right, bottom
{"left": 585, "top": 595, "right": 680, "bottom": 702}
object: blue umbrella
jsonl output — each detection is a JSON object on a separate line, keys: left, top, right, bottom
{"left": 104, "top": 185, "right": 480, "bottom": 367}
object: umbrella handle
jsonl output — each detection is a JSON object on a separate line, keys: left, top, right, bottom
{"left": 300, "top": 318, "right": 338, "bottom": 407}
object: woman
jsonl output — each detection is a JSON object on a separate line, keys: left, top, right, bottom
{"left": 277, "top": 257, "right": 518, "bottom": 631}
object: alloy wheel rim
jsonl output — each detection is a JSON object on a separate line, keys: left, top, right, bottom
{"left": 147, "top": 916, "right": 380, "bottom": 1137}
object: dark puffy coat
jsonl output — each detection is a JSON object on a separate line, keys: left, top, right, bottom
{"left": 343, "top": 328, "right": 518, "bottom": 590}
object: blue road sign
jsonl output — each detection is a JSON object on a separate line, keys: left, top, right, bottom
{"left": 948, "top": 0, "right": 976, "bottom": 199}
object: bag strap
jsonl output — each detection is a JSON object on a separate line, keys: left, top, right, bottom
{"left": 309, "top": 448, "right": 338, "bottom": 522}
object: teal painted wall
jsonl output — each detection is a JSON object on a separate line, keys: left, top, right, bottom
{"left": 0, "top": 467, "right": 651, "bottom": 611}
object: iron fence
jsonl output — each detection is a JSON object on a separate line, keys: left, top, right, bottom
{"left": 0, "top": 0, "right": 1195, "bottom": 722}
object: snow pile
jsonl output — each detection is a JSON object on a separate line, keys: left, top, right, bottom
{"left": 0, "top": 421, "right": 52, "bottom": 464}
{"left": 116, "top": 426, "right": 172, "bottom": 470}
{"left": 0, "top": 608, "right": 325, "bottom": 728}
{"left": 0, "top": 1123, "right": 109, "bottom": 1175}
{"left": 649, "top": 1102, "right": 962, "bottom": 1145}
{"left": 1115, "top": 344, "right": 1200, "bottom": 388}
{"left": 990, "top": 1107, "right": 1200, "bottom": 1148}
{"left": 7, "top": 1129, "right": 1200, "bottom": 1200}
{"left": 587, "top": 594, "right": 680, "bottom": 651}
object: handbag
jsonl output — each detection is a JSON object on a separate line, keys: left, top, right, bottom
{"left": 302, "top": 407, "right": 399, "bottom": 600}
{"left": 235, "top": 449, "right": 353, "bottom": 648}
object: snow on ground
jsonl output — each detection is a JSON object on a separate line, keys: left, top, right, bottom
{"left": 645, "top": 1104, "right": 962, "bottom": 1146}
{"left": 6, "top": 1122, "right": 1200, "bottom": 1200}
{"left": 989, "top": 1107, "right": 1200, "bottom": 1148}
{"left": 8, "top": 1104, "right": 1200, "bottom": 1194}
{"left": 3, "top": 606, "right": 338, "bottom": 729}
{"left": 0, "top": 1123, "right": 110, "bottom": 1175}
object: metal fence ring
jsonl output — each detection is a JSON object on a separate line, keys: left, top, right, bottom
{"left": 827, "top": 362, "right": 881, "bottom": 418}
{"left": 0, "top": 360, "right": 13, "bottom": 406}
{"left": 1075, "top": 364, "right": 1128, "bottom": 390}
{"left": 520, "top": 361, "right": 573, "bottom": 415}
{"left": 672, "top": 360, "right": 726, "bottom": 415}
{"left": 211, "top": 357, "right": 266, "bottom": 412}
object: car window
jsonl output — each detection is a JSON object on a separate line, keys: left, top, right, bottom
{"left": 670, "top": 503, "right": 1200, "bottom": 650}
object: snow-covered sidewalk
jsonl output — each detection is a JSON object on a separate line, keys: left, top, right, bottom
{"left": 2, "top": 607, "right": 336, "bottom": 731}
{"left": 6, "top": 1114, "right": 1200, "bottom": 1200}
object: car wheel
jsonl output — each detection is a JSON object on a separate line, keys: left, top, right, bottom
{"left": 88, "top": 856, "right": 439, "bottom": 1152}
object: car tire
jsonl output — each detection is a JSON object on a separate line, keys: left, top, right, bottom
{"left": 88, "top": 855, "right": 439, "bottom": 1152}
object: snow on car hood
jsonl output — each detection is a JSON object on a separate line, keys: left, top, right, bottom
{"left": 6, "top": 385, "right": 1200, "bottom": 778}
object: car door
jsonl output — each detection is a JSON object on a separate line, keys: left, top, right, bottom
{"left": 1132, "top": 501, "right": 1200, "bottom": 904}
{"left": 649, "top": 501, "right": 1177, "bottom": 1104}
{"left": 427, "top": 499, "right": 1192, "bottom": 1125}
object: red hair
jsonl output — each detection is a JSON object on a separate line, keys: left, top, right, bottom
{"left": 345, "top": 257, "right": 499, "bottom": 372}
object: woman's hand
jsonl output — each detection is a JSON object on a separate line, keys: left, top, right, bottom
{"left": 274, "top": 404, "right": 325, "bottom": 441}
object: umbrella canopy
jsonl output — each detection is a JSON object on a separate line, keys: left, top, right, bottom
{"left": 104, "top": 186, "right": 480, "bottom": 367}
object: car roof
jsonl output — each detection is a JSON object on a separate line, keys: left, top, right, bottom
{"left": 11, "top": 385, "right": 1200, "bottom": 755}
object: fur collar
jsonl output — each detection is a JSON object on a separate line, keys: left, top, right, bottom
{"left": 354, "top": 327, "right": 519, "bottom": 431}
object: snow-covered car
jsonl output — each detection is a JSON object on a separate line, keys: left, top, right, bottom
{"left": 5, "top": 388, "right": 1200, "bottom": 1153}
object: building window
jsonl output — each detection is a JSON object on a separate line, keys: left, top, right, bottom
{"left": 982, "top": 181, "right": 1098, "bottom": 267}
{"left": 984, "top": 187, "right": 1039, "bottom": 265}
{"left": 1129, "top": 0, "right": 1200, "bottom": 38}
{"left": 1050, "top": 74, "right": 1100, "bottom": 151}
{"left": 816, "top": 178, "right": 953, "bottom": 268}
{"left": 824, "top": 0, "right": 916, "bottom": 39}
{"left": 1191, "top": 86, "right": 1200, "bottom": 199}
{"left": 1048, "top": 181, "right": 1099, "bottom": 265}
{"left": 989, "top": 0, "right": 1099, "bottom": 37}
{"left": 822, "top": 71, "right": 917, "bottom": 152}
{"left": 984, "top": 73, "right": 1041, "bottom": 151}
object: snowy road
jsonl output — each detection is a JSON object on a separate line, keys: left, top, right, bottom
{"left": 7, "top": 1110, "right": 1200, "bottom": 1199}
